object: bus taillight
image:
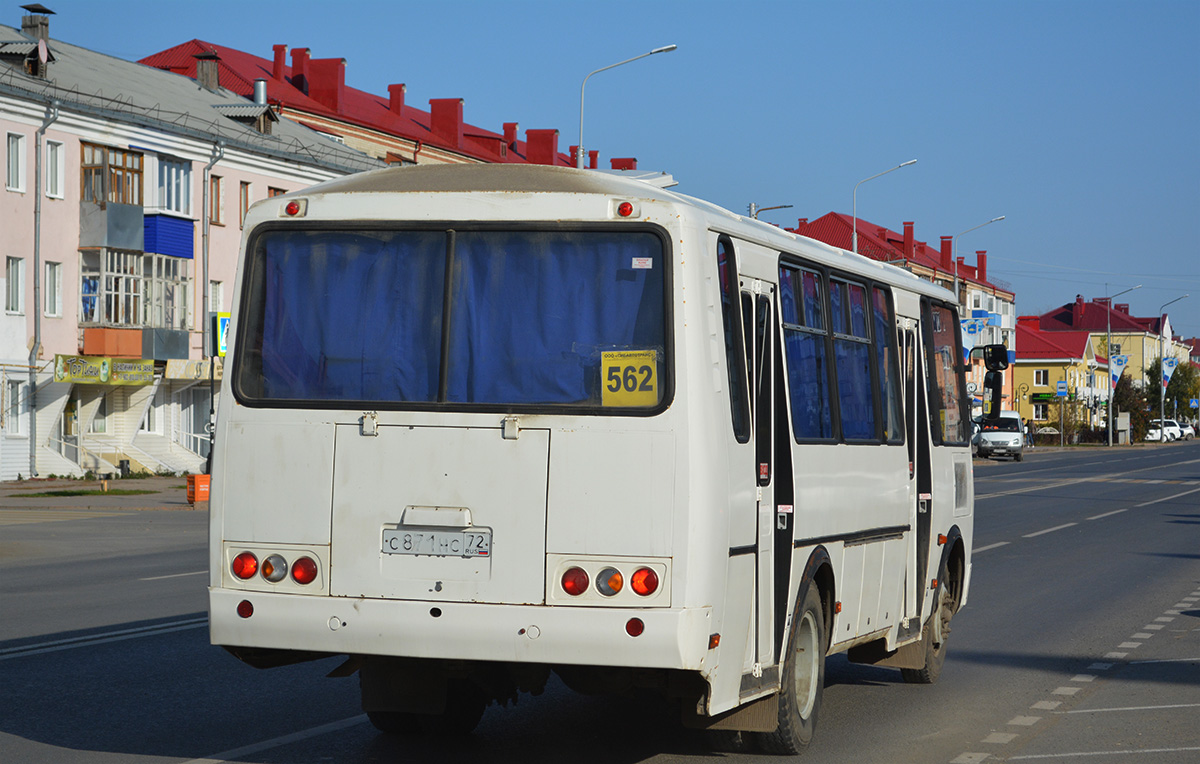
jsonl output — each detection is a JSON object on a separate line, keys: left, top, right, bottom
{"left": 561, "top": 567, "right": 589, "bottom": 596}
{"left": 631, "top": 567, "right": 659, "bottom": 596}
{"left": 232, "top": 552, "right": 258, "bottom": 580}
{"left": 261, "top": 554, "right": 288, "bottom": 583}
{"left": 596, "top": 568, "right": 623, "bottom": 596}
{"left": 292, "top": 556, "right": 318, "bottom": 585}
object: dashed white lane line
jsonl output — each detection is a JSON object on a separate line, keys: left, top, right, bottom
{"left": 1008, "top": 746, "right": 1200, "bottom": 760}
{"left": 1008, "top": 715, "right": 1041, "bottom": 726}
{"left": 1087, "top": 508, "right": 1126, "bottom": 520}
{"left": 973, "top": 541, "right": 1010, "bottom": 553}
{"left": 1024, "top": 522, "right": 1077, "bottom": 538}
{"left": 982, "top": 732, "right": 1019, "bottom": 744}
{"left": 181, "top": 714, "right": 369, "bottom": 764}
{"left": 1053, "top": 686, "right": 1081, "bottom": 696}
{"left": 1064, "top": 702, "right": 1200, "bottom": 714}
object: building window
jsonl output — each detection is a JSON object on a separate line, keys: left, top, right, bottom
{"left": 143, "top": 254, "right": 190, "bottom": 330}
{"left": 81, "top": 142, "right": 143, "bottom": 205}
{"left": 1034, "top": 403, "right": 1048, "bottom": 420}
{"left": 6, "top": 132, "right": 26, "bottom": 192}
{"left": 239, "top": 181, "right": 251, "bottom": 227}
{"left": 157, "top": 157, "right": 191, "bottom": 214}
{"left": 267, "top": 186, "right": 286, "bottom": 197}
{"left": 46, "top": 140, "right": 64, "bottom": 198}
{"left": 5, "top": 379, "right": 26, "bottom": 435}
{"left": 209, "top": 174, "right": 224, "bottom": 224}
{"left": 209, "top": 280, "right": 224, "bottom": 313}
{"left": 90, "top": 393, "right": 107, "bottom": 434}
{"left": 44, "top": 261, "right": 61, "bottom": 317}
{"left": 1034, "top": 369, "right": 1049, "bottom": 386}
{"left": 5, "top": 256, "right": 24, "bottom": 314}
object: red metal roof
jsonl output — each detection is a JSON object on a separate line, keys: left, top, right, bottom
{"left": 789, "top": 213, "right": 1012, "bottom": 297}
{"left": 139, "top": 40, "right": 570, "bottom": 166}
{"left": 1015, "top": 317, "right": 1102, "bottom": 362}
{"left": 1036, "top": 295, "right": 1163, "bottom": 334}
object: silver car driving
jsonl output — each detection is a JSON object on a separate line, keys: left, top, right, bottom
{"left": 977, "top": 418, "right": 1024, "bottom": 461}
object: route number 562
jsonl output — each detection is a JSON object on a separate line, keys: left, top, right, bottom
{"left": 601, "top": 350, "right": 658, "bottom": 407}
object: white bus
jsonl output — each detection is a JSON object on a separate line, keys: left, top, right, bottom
{"left": 210, "top": 164, "right": 988, "bottom": 754}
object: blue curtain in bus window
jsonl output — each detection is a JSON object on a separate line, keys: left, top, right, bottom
{"left": 785, "top": 330, "right": 833, "bottom": 439}
{"left": 254, "top": 230, "right": 445, "bottom": 401}
{"left": 873, "top": 288, "right": 902, "bottom": 441}
{"left": 445, "top": 231, "right": 664, "bottom": 404}
{"left": 833, "top": 283, "right": 875, "bottom": 440}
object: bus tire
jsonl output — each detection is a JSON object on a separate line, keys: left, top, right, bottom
{"left": 756, "top": 583, "right": 825, "bottom": 755}
{"left": 901, "top": 579, "right": 952, "bottom": 685}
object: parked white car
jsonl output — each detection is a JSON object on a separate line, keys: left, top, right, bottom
{"left": 1179, "top": 421, "right": 1196, "bottom": 440}
{"left": 1152, "top": 419, "right": 1183, "bottom": 442}
{"left": 1146, "top": 424, "right": 1162, "bottom": 442}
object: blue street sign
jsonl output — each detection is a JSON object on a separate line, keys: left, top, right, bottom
{"left": 1056, "top": 381, "right": 1069, "bottom": 397}
{"left": 1192, "top": 398, "right": 1199, "bottom": 408}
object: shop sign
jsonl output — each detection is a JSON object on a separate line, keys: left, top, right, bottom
{"left": 165, "top": 358, "right": 225, "bottom": 381}
{"left": 54, "top": 355, "right": 155, "bottom": 385}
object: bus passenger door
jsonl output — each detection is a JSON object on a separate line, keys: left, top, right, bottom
{"left": 742, "top": 281, "right": 777, "bottom": 669}
{"left": 900, "top": 321, "right": 930, "bottom": 629}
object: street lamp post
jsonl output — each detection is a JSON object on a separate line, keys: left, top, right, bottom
{"left": 851, "top": 160, "right": 916, "bottom": 253}
{"left": 1105, "top": 283, "right": 1141, "bottom": 446}
{"left": 577, "top": 45, "right": 677, "bottom": 169}
{"left": 951, "top": 215, "right": 1005, "bottom": 303}
{"left": 1158, "top": 295, "right": 1188, "bottom": 439}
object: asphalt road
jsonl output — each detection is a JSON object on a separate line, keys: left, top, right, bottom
{"left": 1, "top": 443, "right": 1197, "bottom": 763}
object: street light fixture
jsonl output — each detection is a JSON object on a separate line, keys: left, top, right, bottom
{"left": 951, "top": 215, "right": 1005, "bottom": 301}
{"left": 577, "top": 44, "right": 677, "bottom": 169}
{"left": 851, "top": 160, "right": 916, "bottom": 253}
{"left": 1105, "top": 283, "right": 1141, "bottom": 446}
{"left": 1158, "top": 294, "right": 1188, "bottom": 439}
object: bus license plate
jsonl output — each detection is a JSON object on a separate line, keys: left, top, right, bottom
{"left": 382, "top": 529, "right": 491, "bottom": 558}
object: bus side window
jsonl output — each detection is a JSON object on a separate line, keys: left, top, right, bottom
{"left": 923, "top": 301, "right": 969, "bottom": 445}
{"left": 830, "top": 279, "right": 876, "bottom": 442}
{"left": 873, "top": 287, "right": 904, "bottom": 444}
{"left": 717, "top": 237, "right": 751, "bottom": 443}
{"left": 779, "top": 264, "right": 834, "bottom": 440}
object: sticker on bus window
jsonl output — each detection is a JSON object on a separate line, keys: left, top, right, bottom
{"left": 601, "top": 350, "right": 658, "bottom": 407}
{"left": 632, "top": 257, "right": 653, "bottom": 269}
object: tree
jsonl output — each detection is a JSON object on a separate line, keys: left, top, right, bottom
{"left": 1145, "top": 358, "right": 1200, "bottom": 421}
{"left": 1112, "top": 373, "right": 1149, "bottom": 441}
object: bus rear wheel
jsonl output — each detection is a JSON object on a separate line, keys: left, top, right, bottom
{"left": 901, "top": 580, "right": 953, "bottom": 685}
{"left": 756, "top": 584, "right": 825, "bottom": 755}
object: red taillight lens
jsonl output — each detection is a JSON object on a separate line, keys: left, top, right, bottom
{"left": 292, "top": 556, "right": 318, "bottom": 585}
{"left": 285, "top": 200, "right": 301, "bottom": 216}
{"left": 617, "top": 201, "right": 634, "bottom": 217}
{"left": 237, "top": 600, "right": 254, "bottom": 618}
{"left": 626, "top": 618, "right": 644, "bottom": 637}
{"left": 631, "top": 567, "right": 659, "bottom": 596}
{"left": 232, "top": 552, "right": 258, "bottom": 580}
{"left": 561, "top": 567, "right": 589, "bottom": 596}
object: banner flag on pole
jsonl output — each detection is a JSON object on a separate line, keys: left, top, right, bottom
{"left": 1110, "top": 354, "right": 1129, "bottom": 388}
{"left": 1162, "top": 357, "right": 1179, "bottom": 389}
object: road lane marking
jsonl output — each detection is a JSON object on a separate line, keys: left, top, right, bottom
{"left": 0, "top": 616, "right": 207, "bottom": 661}
{"left": 1087, "top": 509, "right": 1126, "bottom": 520}
{"left": 1024, "top": 523, "right": 1077, "bottom": 538}
{"left": 974, "top": 542, "right": 1010, "bottom": 553}
{"left": 1133, "top": 486, "right": 1200, "bottom": 506}
{"left": 1064, "top": 702, "right": 1200, "bottom": 714}
{"left": 1010, "top": 746, "right": 1200, "bottom": 760}
{"left": 1129, "top": 657, "right": 1200, "bottom": 664}
{"left": 181, "top": 714, "right": 369, "bottom": 764}
{"left": 140, "top": 570, "right": 207, "bottom": 581}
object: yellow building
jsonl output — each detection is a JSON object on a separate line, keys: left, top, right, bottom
{"left": 1013, "top": 318, "right": 1106, "bottom": 431}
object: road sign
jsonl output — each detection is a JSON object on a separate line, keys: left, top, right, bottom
{"left": 1056, "top": 381, "right": 1069, "bottom": 397}
{"left": 1192, "top": 398, "right": 1199, "bottom": 409}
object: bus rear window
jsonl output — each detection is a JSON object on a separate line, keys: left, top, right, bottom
{"left": 233, "top": 228, "right": 667, "bottom": 410}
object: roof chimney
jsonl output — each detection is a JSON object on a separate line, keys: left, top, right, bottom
{"left": 940, "top": 236, "right": 953, "bottom": 269}
{"left": 194, "top": 51, "right": 220, "bottom": 92}
{"left": 588, "top": 150, "right": 598, "bottom": 170}
{"left": 526, "top": 129, "right": 559, "bottom": 165}
{"left": 20, "top": 4, "right": 53, "bottom": 41}
{"left": 429, "top": 98, "right": 464, "bottom": 149}
{"left": 976, "top": 251, "right": 987, "bottom": 283}
{"left": 503, "top": 122, "right": 518, "bottom": 148}
{"left": 1072, "top": 295, "right": 1085, "bottom": 325}
{"left": 308, "top": 57, "right": 346, "bottom": 112}
{"left": 387, "top": 84, "right": 406, "bottom": 116}
{"left": 290, "top": 47, "right": 310, "bottom": 94}
{"left": 903, "top": 222, "right": 915, "bottom": 258}
{"left": 611, "top": 158, "right": 638, "bottom": 170}
{"left": 272, "top": 44, "right": 287, "bottom": 80}
{"left": 1115, "top": 303, "right": 1130, "bottom": 315}
{"left": 253, "top": 78, "right": 268, "bottom": 106}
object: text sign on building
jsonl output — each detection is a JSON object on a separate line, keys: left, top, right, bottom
{"left": 165, "top": 358, "right": 224, "bottom": 381}
{"left": 54, "top": 355, "right": 155, "bottom": 385}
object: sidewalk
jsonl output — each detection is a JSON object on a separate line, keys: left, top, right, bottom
{"left": 0, "top": 475, "right": 202, "bottom": 511}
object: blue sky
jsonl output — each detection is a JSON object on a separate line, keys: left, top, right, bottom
{"left": 38, "top": 0, "right": 1200, "bottom": 338}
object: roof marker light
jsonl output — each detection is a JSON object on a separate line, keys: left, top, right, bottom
{"left": 617, "top": 201, "right": 634, "bottom": 218}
